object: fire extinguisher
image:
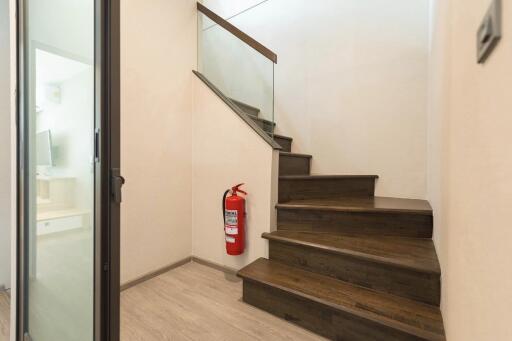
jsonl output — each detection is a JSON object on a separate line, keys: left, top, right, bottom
{"left": 222, "top": 183, "right": 247, "bottom": 255}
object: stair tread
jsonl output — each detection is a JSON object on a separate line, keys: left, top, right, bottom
{"left": 272, "top": 133, "right": 293, "bottom": 141}
{"left": 279, "top": 151, "right": 313, "bottom": 158}
{"left": 238, "top": 258, "right": 445, "bottom": 341}
{"left": 263, "top": 231, "right": 440, "bottom": 274}
{"left": 277, "top": 196, "right": 432, "bottom": 215}
{"left": 279, "top": 174, "right": 378, "bottom": 180}
{"left": 230, "top": 98, "right": 260, "bottom": 113}
{"left": 251, "top": 116, "right": 276, "bottom": 126}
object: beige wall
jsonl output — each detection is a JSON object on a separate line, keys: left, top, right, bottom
{"left": 121, "top": 0, "right": 277, "bottom": 282}
{"left": 429, "top": 0, "right": 512, "bottom": 340}
{"left": 192, "top": 78, "right": 278, "bottom": 270}
{"left": 203, "top": 0, "right": 430, "bottom": 199}
{"left": 120, "top": 0, "right": 196, "bottom": 284}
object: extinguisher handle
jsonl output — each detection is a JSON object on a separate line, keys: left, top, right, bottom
{"left": 232, "top": 183, "right": 248, "bottom": 196}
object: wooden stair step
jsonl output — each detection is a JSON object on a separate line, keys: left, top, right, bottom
{"left": 238, "top": 258, "right": 445, "bottom": 341}
{"left": 249, "top": 116, "right": 275, "bottom": 133}
{"left": 230, "top": 98, "right": 260, "bottom": 118}
{"left": 277, "top": 197, "right": 432, "bottom": 214}
{"left": 276, "top": 197, "right": 433, "bottom": 238}
{"left": 264, "top": 230, "right": 441, "bottom": 305}
{"left": 279, "top": 152, "right": 312, "bottom": 176}
{"left": 264, "top": 230, "right": 440, "bottom": 275}
{"left": 279, "top": 175, "right": 378, "bottom": 202}
{"left": 272, "top": 134, "right": 292, "bottom": 152}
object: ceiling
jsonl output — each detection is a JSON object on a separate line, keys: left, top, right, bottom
{"left": 36, "top": 48, "right": 91, "bottom": 85}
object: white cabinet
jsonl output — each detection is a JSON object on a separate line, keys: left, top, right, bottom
{"left": 36, "top": 210, "right": 89, "bottom": 236}
{"left": 36, "top": 176, "right": 76, "bottom": 210}
{"left": 35, "top": 176, "right": 90, "bottom": 236}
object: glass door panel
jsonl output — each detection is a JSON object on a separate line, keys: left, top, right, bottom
{"left": 22, "top": 0, "right": 95, "bottom": 340}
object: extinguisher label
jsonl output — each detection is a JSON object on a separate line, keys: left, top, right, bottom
{"left": 225, "top": 210, "right": 238, "bottom": 225}
{"left": 225, "top": 226, "right": 239, "bottom": 235}
{"left": 225, "top": 236, "right": 236, "bottom": 244}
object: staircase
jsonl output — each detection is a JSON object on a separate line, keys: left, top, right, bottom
{"left": 235, "top": 103, "right": 446, "bottom": 340}
{"left": 195, "top": 3, "right": 445, "bottom": 338}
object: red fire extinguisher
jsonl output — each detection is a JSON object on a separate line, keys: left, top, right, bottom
{"left": 223, "top": 183, "right": 247, "bottom": 255}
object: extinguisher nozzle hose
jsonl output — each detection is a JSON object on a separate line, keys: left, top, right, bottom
{"left": 222, "top": 189, "right": 230, "bottom": 226}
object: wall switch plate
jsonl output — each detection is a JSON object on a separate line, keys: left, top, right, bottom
{"left": 477, "top": 0, "right": 501, "bottom": 63}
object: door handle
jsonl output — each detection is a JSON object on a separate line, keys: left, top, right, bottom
{"left": 111, "top": 168, "right": 125, "bottom": 204}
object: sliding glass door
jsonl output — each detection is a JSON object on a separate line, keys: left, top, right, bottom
{"left": 17, "top": 0, "right": 121, "bottom": 340}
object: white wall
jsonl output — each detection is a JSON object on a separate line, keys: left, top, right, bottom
{"left": 429, "top": 0, "right": 512, "bottom": 340}
{"left": 0, "top": 0, "right": 12, "bottom": 290}
{"left": 200, "top": 0, "right": 267, "bottom": 18}
{"left": 192, "top": 78, "right": 278, "bottom": 270}
{"left": 120, "top": 0, "right": 196, "bottom": 284}
{"left": 428, "top": 0, "right": 450, "bottom": 253}
{"left": 29, "top": 0, "right": 93, "bottom": 61}
{"left": 203, "top": 0, "right": 430, "bottom": 199}
{"left": 198, "top": 20, "right": 274, "bottom": 120}
{"left": 198, "top": 0, "right": 275, "bottom": 120}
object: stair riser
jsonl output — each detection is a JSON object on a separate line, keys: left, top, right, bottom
{"left": 237, "top": 106, "right": 259, "bottom": 118}
{"left": 277, "top": 209, "right": 433, "bottom": 238}
{"left": 245, "top": 112, "right": 259, "bottom": 119}
{"left": 274, "top": 137, "right": 292, "bottom": 152}
{"left": 269, "top": 241, "right": 440, "bottom": 306}
{"left": 251, "top": 118, "right": 275, "bottom": 133}
{"left": 279, "top": 156, "right": 311, "bottom": 176}
{"left": 279, "top": 178, "right": 376, "bottom": 202}
{"left": 243, "top": 281, "right": 426, "bottom": 341}
{"left": 230, "top": 98, "right": 260, "bottom": 117}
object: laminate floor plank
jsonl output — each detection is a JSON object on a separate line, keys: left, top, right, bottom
{"left": 121, "top": 261, "right": 326, "bottom": 341}
{"left": 0, "top": 291, "right": 9, "bottom": 341}
{"left": 1, "top": 261, "right": 322, "bottom": 341}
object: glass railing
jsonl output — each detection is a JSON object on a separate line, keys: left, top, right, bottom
{"left": 197, "top": 3, "right": 276, "bottom": 134}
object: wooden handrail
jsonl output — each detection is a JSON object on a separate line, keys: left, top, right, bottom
{"left": 197, "top": 2, "right": 277, "bottom": 64}
{"left": 193, "top": 71, "right": 282, "bottom": 150}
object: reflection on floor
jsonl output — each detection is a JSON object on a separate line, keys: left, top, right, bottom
{"left": 121, "top": 261, "right": 326, "bottom": 341}
{"left": 0, "top": 290, "right": 9, "bottom": 341}
{"left": 28, "top": 230, "right": 93, "bottom": 341}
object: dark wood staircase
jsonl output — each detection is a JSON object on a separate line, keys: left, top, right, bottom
{"left": 234, "top": 101, "right": 445, "bottom": 340}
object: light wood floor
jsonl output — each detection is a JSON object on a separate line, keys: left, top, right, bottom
{"left": 0, "top": 261, "right": 326, "bottom": 340}
{"left": 121, "top": 261, "right": 326, "bottom": 340}
{"left": 0, "top": 290, "right": 10, "bottom": 341}
{"left": 29, "top": 231, "right": 94, "bottom": 341}
{"left": 0, "top": 230, "right": 93, "bottom": 341}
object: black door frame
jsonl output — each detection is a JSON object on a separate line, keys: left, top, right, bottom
{"left": 15, "top": 0, "right": 121, "bottom": 340}
{"left": 95, "top": 0, "right": 121, "bottom": 340}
